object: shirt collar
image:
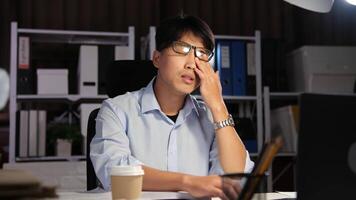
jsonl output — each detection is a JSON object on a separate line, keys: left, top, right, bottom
{"left": 141, "top": 78, "right": 161, "bottom": 114}
{"left": 140, "top": 77, "right": 200, "bottom": 117}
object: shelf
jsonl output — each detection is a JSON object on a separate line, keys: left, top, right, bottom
{"left": 250, "top": 153, "right": 259, "bottom": 157}
{"left": 270, "top": 92, "right": 356, "bottom": 99}
{"left": 215, "top": 34, "right": 256, "bottom": 41}
{"left": 17, "top": 94, "right": 108, "bottom": 102}
{"left": 18, "top": 28, "right": 133, "bottom": 46}
{"left": 269, "top": 92, "right": 301, "bottom": 99}
{"left": 9, "top": 21, "right": 135, "bottom": 164}
{"left": 15, "top": 155, "right": 86, "bottom": 162}
{"left": 277, "top": 152, "right": 297, "bottom": 157}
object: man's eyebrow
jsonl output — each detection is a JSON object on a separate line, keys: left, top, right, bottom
{"left": 178, "top": 40, "right": 207, "bottom": 49}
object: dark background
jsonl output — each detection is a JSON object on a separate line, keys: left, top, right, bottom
{"left": 1, "top": 0, "right": 356, "bottom": 180}
{"left": 1, "top": 0, "right": 356, "bottom": 69}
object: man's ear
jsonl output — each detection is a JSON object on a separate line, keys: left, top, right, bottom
{"left": 152, "top": 50, "right": 160, "bottom": 69}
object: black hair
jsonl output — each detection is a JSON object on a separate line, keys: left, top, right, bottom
{"left": 155, "top": 15, "right": 214, "bottom": 52}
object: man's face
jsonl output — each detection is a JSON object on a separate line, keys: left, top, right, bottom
{"left": 153, "top": 32, "right": 208, "bottom": 96}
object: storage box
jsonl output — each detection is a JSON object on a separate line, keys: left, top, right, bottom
{"left": 37, "top": 69, "right": 68, "bottom": 94}
{"left": 286, "top": 46, "right": 356, "bottom": 93}
{"left": 78, "top": 45, "right": 98, "bottom": 96}
{"left": 271, "top": 105, "right": 299, "bottom": 152}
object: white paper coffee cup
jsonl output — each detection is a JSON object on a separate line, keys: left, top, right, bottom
{"left": 111, "top": 165, "right": 144, "bottom": 200}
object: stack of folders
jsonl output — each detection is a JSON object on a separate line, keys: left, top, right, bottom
{"left": 215, "top": 39, "right": 256, "bottom": 96}
{"left": 0, "top": 169, "right": 56, "bottom": 198}
{"left": 270, "top": 105, "right": 299, "bottom": 153}
{"left": 18, "top": 110, "right": 47, "bottom": 157}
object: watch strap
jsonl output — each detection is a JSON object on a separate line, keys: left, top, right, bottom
{"left": 213, "top": 114, "right": 235, "bottom": 130}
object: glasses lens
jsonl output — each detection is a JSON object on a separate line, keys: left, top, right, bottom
{"left": 195, "top": 48, "right": 212, "bottom": 62}
{"left": 172, "top": 41, "right": 213, "bottom": 62}
{"left": 173, "top": 42, "right": 191, "bottom": 55}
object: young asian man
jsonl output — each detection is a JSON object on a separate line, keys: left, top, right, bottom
{"left": 90, "top": 15, "right": 254, "bottom": 200}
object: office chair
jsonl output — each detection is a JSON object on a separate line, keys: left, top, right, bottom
{"left": 86, "top": 60, "right": 157, "bottom": 190}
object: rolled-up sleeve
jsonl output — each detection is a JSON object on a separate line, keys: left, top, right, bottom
{"left": 244, "top": 152, "right": 254, "bottom": 173}
{"left": 208, "top": 136, "right": 224, "bottom": 175}
{"left": 90, "top": 100, "right": 142, "bottom": 191}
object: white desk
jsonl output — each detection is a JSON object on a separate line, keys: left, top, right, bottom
{"left": 54, "top": 191, "right": 296, "bottom": 200}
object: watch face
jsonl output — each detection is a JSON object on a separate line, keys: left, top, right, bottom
{"left": 228, "top": 115, "right": 235, "bottom": 125}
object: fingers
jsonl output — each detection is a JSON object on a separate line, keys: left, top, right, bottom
{"left": 211, "top": 188, "right": 229, "bottom": 200}
{"left": 195, "top": 58, "right": 213, "bottom": 74}
{"left": 194, "top": 58, "right": 218, "bottom": 82}
{"left": 222, "top": 177, "right": 241, "bottom": 200}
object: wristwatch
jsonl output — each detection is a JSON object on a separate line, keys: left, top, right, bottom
{"left": 213, "top": 114, "right": 235, "bottom": 130}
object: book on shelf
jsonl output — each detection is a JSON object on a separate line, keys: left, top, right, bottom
{"left": 246, "top": 43, "right": 256, "bottom": 76}
{"left": 18, "top": 110, "right": 29, "bottom": 157}
{"left": 17, "top": 110, "right": 47, "bottom": 158}
{"left": 215, "top": 39, "right": 233, "bottom": 95}
{"left": 17, "top": 36, "right": 34, "bottom": 94}
{"left": 38, "top": 110, "right": 47, "bottom": 157}
{"left": 231, "top": 41, "right": 247, "bottom": 96}
{"left": 270, "top": 105, "right": 299, "bottom": 152}
{"left": 28, "top": 110, "right": 38, "bottom": 157}
{"left": 78, "top": 45, "right": 98, "bottom": 96}
{"left": 215, "top": 39, "right": 248, "bottom": 96}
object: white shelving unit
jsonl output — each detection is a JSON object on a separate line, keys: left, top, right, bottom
{"left": 215, "top": 31, "right": 264, "bottom": 154}
{"left": 263, "top": 86, "right": 300, "bottom": 192}
{"left": 9, "top": 22, "right": 135, "bottom": 163}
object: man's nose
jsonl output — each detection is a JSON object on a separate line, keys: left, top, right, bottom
{"left": 185, "top": 63, "right": 196, "bottom": 70}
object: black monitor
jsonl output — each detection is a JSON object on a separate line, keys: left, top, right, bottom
{"left": 297, "top": 93, "right": 356, "bottom": 199}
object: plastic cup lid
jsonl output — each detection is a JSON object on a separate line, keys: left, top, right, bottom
{"left": 111, "top": 165, "right": 144, "bottom": 176}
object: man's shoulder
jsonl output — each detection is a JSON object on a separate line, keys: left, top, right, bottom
{"left": 104, "top": 88, "right": 143, "bottom": 108}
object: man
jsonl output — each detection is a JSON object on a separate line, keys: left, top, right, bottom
{"left": 91, "top": 15, "right": 254, "bottom": 199}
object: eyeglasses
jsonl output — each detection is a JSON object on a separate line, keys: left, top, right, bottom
{"left": 172, "top": 41, "right": 214, "bottom": 62}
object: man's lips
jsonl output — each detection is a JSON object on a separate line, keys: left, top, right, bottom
{"left": 181, "top": 74, "right": 195, "bottom": 84}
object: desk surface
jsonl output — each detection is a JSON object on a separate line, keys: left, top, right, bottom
{"left": 54, "top": 191, "right": 296, "bottom": 200}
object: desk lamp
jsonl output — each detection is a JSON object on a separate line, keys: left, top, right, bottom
{"left": 0, "top": 68, "right": 9, "bottom": 110}
{"left": 283, "top": 0, "right": 334, "bottom": 13}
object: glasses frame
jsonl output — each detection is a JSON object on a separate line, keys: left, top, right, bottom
{"left": 171, "top": 41, "right": 214, "bottom": 62}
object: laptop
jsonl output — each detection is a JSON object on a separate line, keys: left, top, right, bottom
{"left": 297, "top": 93, "right": 356, "bottom": 199}
{"left": 223, "top": 136, "right": 285, "bottom": 200}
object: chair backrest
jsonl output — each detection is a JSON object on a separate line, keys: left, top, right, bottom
{"left": 86, "top": 108, "right": 100, "bottom": 190}
{"left": 86, "top": 60, "right": 156, "bottom": 190}
{"left": 105, "top": 60, "right": 157, "bottom": 98}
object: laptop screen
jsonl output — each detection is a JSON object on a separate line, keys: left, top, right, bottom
{"left": 297, "top": 93, "right": 356, "bottom": 200}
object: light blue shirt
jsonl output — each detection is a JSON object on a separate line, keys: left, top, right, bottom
{"left": 90, "top": 78, "right": 254, "bottom": 190}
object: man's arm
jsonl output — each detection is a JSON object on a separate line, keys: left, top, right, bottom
{"left": 210, "top": 104, "right": 247, "bottom": 173}
{"left": 91, "top": 100, "right": 143, "bottom": 190}
{"left": 142, "top": 165, "right": 237, "bottom": 199}
{"left": 194, "top": 58, "right": 248, "bottom": 173}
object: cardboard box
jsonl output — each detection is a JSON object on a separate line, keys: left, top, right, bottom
{"left": 37, "top": 69, "right": 68, "bottom": 94}
{"left": 287, "top": 46, "right": 356, "bottom": 93}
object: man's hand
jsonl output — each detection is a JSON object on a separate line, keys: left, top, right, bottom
{"left": 182, "top": 175, "right": 241, "bottom": 200}
{"left": 193, "top": 58, "right": 225, "bottom": 112}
